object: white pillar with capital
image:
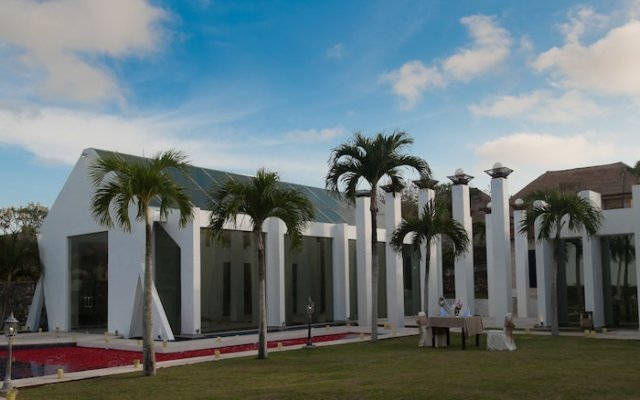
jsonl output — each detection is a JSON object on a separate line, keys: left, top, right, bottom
{"left": 448, "top": 169, "right": 475, "bottom": 314}
{"left": 332, "top": 223, "right": 350, "bottom": 321}
{"left": 534, "top": 200, "right": 553, "bottom": 327}
{"left": 383, "top": 186, "right": 404, "bottom": 328}
{"left": 355, "top": 191, "right": 372, "bottom": 327}
{"left": 513, "top": 203, "right": 530, "bottom": 318}
{"left": 486, "top": 163, "right": 514, "bottom": 326}
{"left": 580, "top": 190, "right": 604, "bottom": 328}
{"left": 265, "top": 217, "right": 286, "bottom": 327}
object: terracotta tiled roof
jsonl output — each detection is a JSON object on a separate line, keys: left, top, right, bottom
{"left": 512, "top": 162, "right": 640, "bottom": 201}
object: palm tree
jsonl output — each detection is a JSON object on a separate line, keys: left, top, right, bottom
{"left": 390, "top": 199, "right": 469, "bottom": 314}
{"left": 208, "top": 168, "right": 314, "bottom": 359}
{"left": 326, "top": 131, "right": 430, "bottom": 342}
{"left": 610, "top": 234, "right": 635, "bottom": 322}
{"left": 519, "top": 190, "right": 602, "bottom": 336}
{"left": 89, "top": 150, "right": 194, "bottom": 376}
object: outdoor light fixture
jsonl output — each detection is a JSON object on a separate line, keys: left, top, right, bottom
{"left": 447, "top": 168, "right": 474, "bottom": 185}
{"left": 514, "top": 198, "right": 525, "bottom": 210}
{"left": 304, "top": 297, "right": 315, "bottom": 349}
{"left": 412, "top": 178, "right": 439, "bottom": 190}
{"left": 485, "top": 162, "right": 513, "bottom": 179}
{"left": 2, "top": 312, "right": 19, "bottom": 392}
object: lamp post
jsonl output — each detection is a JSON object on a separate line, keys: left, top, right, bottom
{"left": 2, "top": 312, "right": 19, "bottom": 392}
{"left": 304, "top": 297, "right": 315, "bottom": 349}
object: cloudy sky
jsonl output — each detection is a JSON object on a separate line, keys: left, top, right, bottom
{"left": 1, "top": 0, "right": 640, "bottom": 207}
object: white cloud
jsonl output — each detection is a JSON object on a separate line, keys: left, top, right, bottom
{"left": 382, "top": 14, "right": 510, "bottom": 109}
{"left": 285, "top": 127, "right": 346, "bottom": 142}
{"left": 560, "top": 6, "right": 608, "bottom": 44}
{"left": 0, "top": 105, "right": 334, "bottom": 187}
{"left": 0, "top": 0, "right": 167, "bottom": 103}
{"left": 474, "top": 132, "right": 616, "bottom": 171}
{"left": 534, "top": 19, "right": 640, "bottom": 96}
{"left": 470, "top": 90, "right": 602, "bottom": 123}
{"left": 442, "top": 15, "right": 511, "bottom": 81}
{"left": 326, "top": 43, "right": 345, "bottom": 59}
{"left": 380, "top": 61, "right": 444, "bottom": 109}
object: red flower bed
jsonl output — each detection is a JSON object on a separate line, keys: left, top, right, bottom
{"left": 0, "top": 333, "right": 350, "bottom": 377}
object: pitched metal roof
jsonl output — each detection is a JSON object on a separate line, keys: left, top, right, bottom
{"left": 512, "top": 162, "right": 640, "bottom": 201}
{"left": 91, "top": 148, "right": 356, "bottom": 225}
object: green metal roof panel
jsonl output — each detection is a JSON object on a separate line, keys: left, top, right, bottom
{"left": 88, "top": 148, "right": 355, "bottom": 225}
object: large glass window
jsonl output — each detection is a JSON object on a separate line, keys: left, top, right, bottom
{"left": 601, "top": 235, "right": 638, "bottom": 328}
{"left": 69, "top": 232, "right": 108, "bottom": 331}
{"left": 200, "top": 229, "right": 259, "bottom": 333}
{"left": 348, "top": 239, "right": 358, "bottom": 320}
{"left": 285, "top": 236, "right": 333, "bottom": 324}
{"left": 154, "top": 223, "right": 181, "bottom": 335}
{"left": 402, "top": 245, "right": 421, "bottom": 316}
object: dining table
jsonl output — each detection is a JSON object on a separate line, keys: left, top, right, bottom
{"left": 427, "top": 316, "right": 484, "bottom": 350}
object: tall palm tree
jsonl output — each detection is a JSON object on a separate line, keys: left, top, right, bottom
{"left": 610, "top": 234, "right": 635, "bottom": 322}
{"left": 519, "top": 190, "right": 602, "bottom": 336}
{"left": 326, "top": 131, "right": 430, "bottom": 342}
{"left": 90, "top": 150, "right": 194, "bottom": 376}
{"left": 390, "top": 199, "right": 469, "bottom": 314}
{"left": 208, "top": 168, "right": 314, "bottom": 359}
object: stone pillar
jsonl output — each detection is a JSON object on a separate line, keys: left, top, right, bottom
{"left": 513, "top": 207, "right": 530, "bottom": 318}
{"left": 534, "top": 200, "right": 553, "bottom": 327}
{"left": 415, "top": 179, "right": 441, "bottom": 316}
{"left": 332, "top": 223, "right": 350, "bottom": 321}
{"left": 383, "top": 186, "right": 404, "bottom": 328}
{"left": 355, "top": 191, "right": 372, "bottom": 327}
{"left": 486, "top": 164, "right": 513, "bottom": 326}
{"left": 265, "top": 218, "right": 286, "bottom": 327}
{"left": 485, "top": 212, "right": 495, "bottom": 317}
{"left": 448, "top": 170, "right": 475, "bottom": 314}
{"left": 580, "top": 190, "right": 604, "bottom": 328}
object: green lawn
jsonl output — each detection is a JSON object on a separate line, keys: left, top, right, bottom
{"left": 19, "top": 334, "right": 640, "bottom": 400}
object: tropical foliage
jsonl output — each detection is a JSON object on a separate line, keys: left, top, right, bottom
{"left": 326, "top": 131, "right": 430, "bottom": 341}
{"left": 0, "top": 203, "right": 48, "bottom": 321}
{"left": 89, "top": 150, "right": 194, "bottom": 376}
{"left": 390, "top": 198, "right": 469, "bottom": 313}
{"left": 207, "top": 168, "right": 314, "bottom": 359}
{"left": 519, "top": 190, "right": 602, "bottom": 336}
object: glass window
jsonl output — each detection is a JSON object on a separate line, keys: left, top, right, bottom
{"left": 69, "top": 232, "right": 108, "bottom": 331}
{"left": 155, "top": 223, "right": 181, "bottom": 335}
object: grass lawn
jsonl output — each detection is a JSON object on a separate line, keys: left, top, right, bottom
{"left": 18, "top": 333, "right": 640, "bottom": 400}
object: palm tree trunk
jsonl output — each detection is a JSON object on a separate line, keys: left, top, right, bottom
{"left": 423, "top": 249, "right": 431, "bottom": 314}
{"left": 370, "top": 190, "right": 379, "bottom": 343}
{"left": 551, "top": 235, "right": 560, "bottom": 336}
{"left": 255, "top": 229, "right": 268, "bottom": 359}
{"left": 143, "top": 206, "right": 156, "bottom": 376}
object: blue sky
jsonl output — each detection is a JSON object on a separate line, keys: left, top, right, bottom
{"left": 1, "top": 0, "right": 640, "bottom": 208}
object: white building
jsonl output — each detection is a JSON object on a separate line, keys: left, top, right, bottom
{"left": 27, "top": 149, "right": 640, "bottom": 337}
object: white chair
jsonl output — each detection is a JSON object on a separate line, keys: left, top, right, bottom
{"left": 487, "top": 313, "right": 517, "bottom": 351}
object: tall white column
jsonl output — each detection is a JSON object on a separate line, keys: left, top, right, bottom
{"left": 355, "top": 192, "right": 372, "bottom": 327}
{"left": 633, "top": 185, "right": 640, "bottom": 331}
{"left": 332, "top": 223, "right": 350, "bottom": 321}
{"left": 534, "top": 200, "right": 553, "bottom": 327}
{"left": 265, "top": 218, "right": 286, "bottom": 327}
{"left": 580, "top": 190, "right": 604, "bottom": 328}
{"left": 485, "top": 212, "right": 495, "bottom": 318}
{"left": 514, "top": 207, "right": 530, "bottom": 318}
{"left": 383, "top": 187, "right": 404, "bottom": 327}
{"left": 415, "top": 179, "right": 441, "bottom": 317}
{"left": 486, "top": 164, "right": 513, "bottom": 326}
{"left": 449, "top": 170, "right": 475, "bottom": 314}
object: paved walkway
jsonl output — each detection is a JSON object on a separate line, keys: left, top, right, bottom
{"left": 0, "top": 318, "right": 637, "bottom": 398}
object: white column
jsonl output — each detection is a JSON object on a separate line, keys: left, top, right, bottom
{"left": 355, "top": 193, "right": 372, "bottom": 326}
{"left": 485, "top": 212, "right": 495, "bottom": 318}
{"left": 580, "top": 190, "right": 604, "bottom": 328}
{"left": 383, "top": 188, "right": 404, "bottom": 328}
{"left": 416, "top": 180, "right": 441, "bottom": 317}
{"left": 514, "top": 209, "right": 530, "bottom": 318}
{"left": 489, "top": 173, "right": 513, "bottom": 326}
{"left": 534, "top": 202, "right": 553, "bottom": 327}
{"left": 451, "top": 178, "right": 475, "bottom": 313}
{"left": 633, "top": 185, "right": 640, "bottom": 331}
{"left": 332, "top": 223, "right": 350, "bottom": 321}
{"left": 265, "top": 218, "right": 286, "bottom": 327}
